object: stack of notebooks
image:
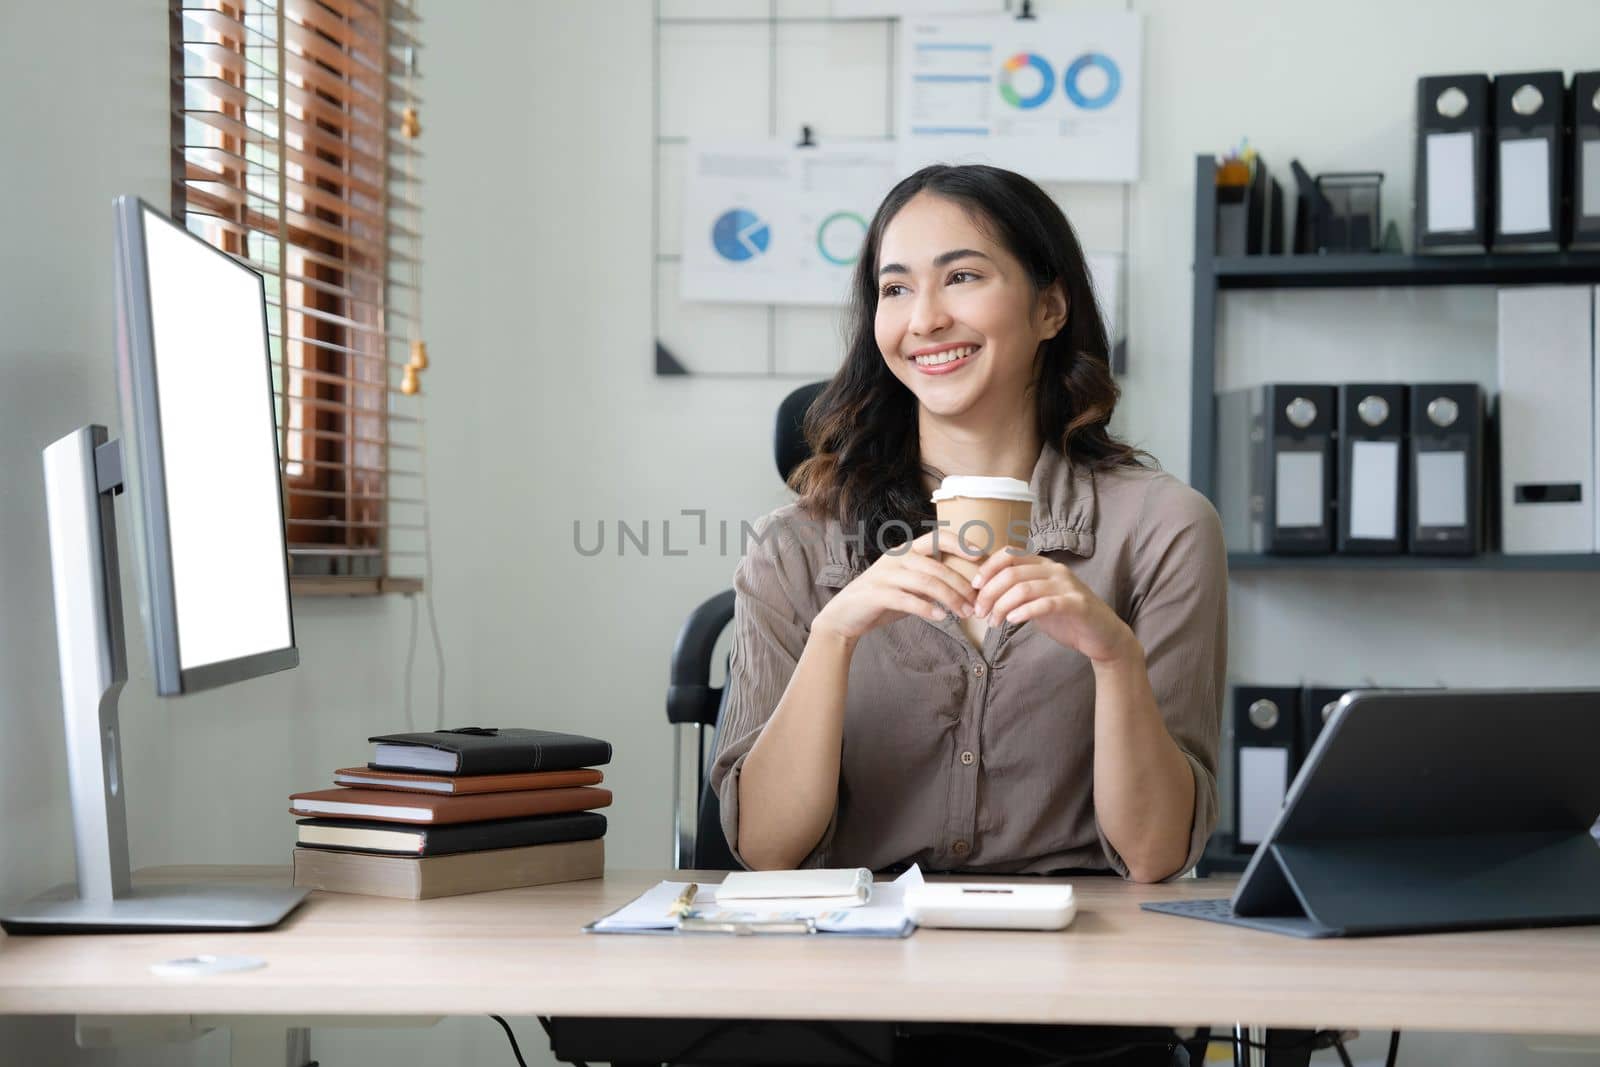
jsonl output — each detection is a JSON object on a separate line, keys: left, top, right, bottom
{"left": 290, "top": 728, "right": 613, "bottom": 899}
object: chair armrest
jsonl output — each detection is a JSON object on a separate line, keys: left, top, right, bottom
{"left": 666, "top": 589, "right": 736, "bottom": 727}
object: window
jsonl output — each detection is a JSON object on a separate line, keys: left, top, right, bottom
{"left": 173, "top": 0, "right": 424, "bottom": 594}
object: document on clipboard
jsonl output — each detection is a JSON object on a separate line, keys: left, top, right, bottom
{"left": 585, "top": 867, "right": 922, "bottom": 938}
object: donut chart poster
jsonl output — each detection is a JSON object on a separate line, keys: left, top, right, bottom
{"left": 680, "top": 142, "right": 898, "bottom": 306}
{"left": 897, "top": 13, "right": 1141, "bottom": 183}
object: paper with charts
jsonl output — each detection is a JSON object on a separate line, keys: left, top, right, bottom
{"left": 897, "top": 13, "right": 1142, "bottom": 182}
{"left": 680, "top": 142, "right": 899, "bottom": 307}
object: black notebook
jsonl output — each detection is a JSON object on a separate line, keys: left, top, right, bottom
{"left": 369, "top": 727, "right": 613, "bottom": 775}
{"left": 296, "top": 810, "right": 608, "bottom": 857}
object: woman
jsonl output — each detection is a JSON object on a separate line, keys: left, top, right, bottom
{"left": 710, "top": 164, "right": 1225, "bottom": 885}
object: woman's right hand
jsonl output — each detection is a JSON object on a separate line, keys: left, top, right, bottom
{"left": 811, "top": 530, "right": 983, "bottom": 644}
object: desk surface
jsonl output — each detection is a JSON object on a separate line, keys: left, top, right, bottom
{"left": 2, "top": 866, "right": 1598, "bottom": 1034}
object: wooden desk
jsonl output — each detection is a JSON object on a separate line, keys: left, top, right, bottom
{"left": 2, "top": 866, "right": 1598, "bottom": 1036}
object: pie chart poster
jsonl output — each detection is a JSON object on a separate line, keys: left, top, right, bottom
{"left": 680, "top": 142, "right": 897, "bottom": 306}
{"left": 897, "top": 13, "right": 1141, "bottom": 183}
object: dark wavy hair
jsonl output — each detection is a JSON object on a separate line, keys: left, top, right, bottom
{"left": 787, "top": 164, "right": 1147, "bottom": 567}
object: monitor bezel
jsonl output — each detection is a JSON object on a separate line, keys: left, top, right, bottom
{"left": 113, "top": 195, "right": 299, "bottom": 696}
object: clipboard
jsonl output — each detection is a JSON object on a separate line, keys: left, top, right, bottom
{"left": 584, "top": 871, "right": 920, "bottom": 938}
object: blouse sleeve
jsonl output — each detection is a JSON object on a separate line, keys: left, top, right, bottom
{"left": 1094, "top": 475, "right": 1228, "bottom": 881}
{"left": 707, "top": 512, "right": 838, "bottom": 869}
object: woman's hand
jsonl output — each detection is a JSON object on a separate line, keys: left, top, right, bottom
{"left": 811, "top": 531, "right": 984, "bottom": 644}
{"left": 970, "top": 550, "right": 1138, "bottom": 664}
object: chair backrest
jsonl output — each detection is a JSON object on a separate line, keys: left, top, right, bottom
{"left": 677, "top": 381, "right": 828, "bottom": 870}
{"left": 774, "top": 380, "right": 827, "bottom": 485}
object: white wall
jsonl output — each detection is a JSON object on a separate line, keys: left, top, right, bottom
{"left": 0, "top": 1, "right": 444, "bottom": 1063}
{"left": 5, "top": 1, "right": 1600, "bottom": 1066}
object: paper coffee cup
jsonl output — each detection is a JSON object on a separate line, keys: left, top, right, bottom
{"left": 931, "top": 476, "right": 1035, "bottom": 581}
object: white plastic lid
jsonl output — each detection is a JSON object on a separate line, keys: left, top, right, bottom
{"left": 930, "top": 476, "right": 1036, "bottom": 504}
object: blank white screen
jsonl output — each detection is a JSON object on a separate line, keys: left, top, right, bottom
{"left": 143, "top": 210, "right": 293, "bottom": 671}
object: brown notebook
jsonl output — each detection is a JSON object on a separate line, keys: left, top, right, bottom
{"left": 292, "top": 837, "right": 604, "bottom": 899}
{"left": 333, "top": 766, "right": 604, "bottom": 795}
{"left": 288, "top": 785, "right": 612, "bottom": 824}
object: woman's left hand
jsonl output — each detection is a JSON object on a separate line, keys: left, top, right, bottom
{"left": 970, "top": 550, "right": 1137, "bottom": 664}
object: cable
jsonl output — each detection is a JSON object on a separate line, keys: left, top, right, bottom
{"left": 489, "top": 1015, "right": 529, "bottom": 1067}
{"left": 402, "top": 591, "right": 419, "bottom": 731}
{"left": 1386, "top": 1030, "right": 1401, "bottom": 1067}
{"left": 395, "top": 2, "right": 446, "bottom": 731}
{"left": 417, "top": 402, "right": 446, "bottom": 729}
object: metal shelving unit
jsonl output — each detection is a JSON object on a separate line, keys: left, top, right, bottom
{"left": 1189, "top": 155, "right": 1600, "bottom": 875}
{"left": 1189, "top": 154, "right": 1600, "bottom": 572}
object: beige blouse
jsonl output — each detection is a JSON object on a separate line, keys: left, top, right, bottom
{"left": 709, "top": 445, "right": 1226, "bottom": 880}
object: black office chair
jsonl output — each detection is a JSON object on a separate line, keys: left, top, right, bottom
{"left": 668, "top": 381, "right": 827, "bottom": 871}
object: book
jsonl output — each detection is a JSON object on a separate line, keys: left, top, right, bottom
{"left": 333, "top": 765, "right": 604, "bottom": 795}
{"left": 288, "top": 785, "right": 612, "bottom": 824}
{"left": 368, "top": 728, "right": 612, "bottom": 775}
{"left": 716, "top": 867, "right": 874, "bottom": 911}
{"left": 296, "top": 811, "right": 607, "bottom": 857}
{"left": 292, "top": 837, "right": 605, "bottom": 900}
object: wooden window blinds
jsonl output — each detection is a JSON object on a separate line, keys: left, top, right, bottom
{"left": 172, "top": 0, "right": 425, "bottom": 594}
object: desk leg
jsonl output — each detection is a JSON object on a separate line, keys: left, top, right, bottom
{"left": 217, "top": 1021, "right": 310, "bottom": 1067}
{"left": 201, "top": 1016, "right": 443, "bottom": 1067}
{"left": 77, "top": 1014, "right": 441, "bottom": 1067}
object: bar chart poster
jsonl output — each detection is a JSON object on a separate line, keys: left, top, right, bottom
{"left": 897, "top": 13, "right": 1141, "bottom": 182}
{"left": 680, "top": 142, "right": 898, "bottom": 306}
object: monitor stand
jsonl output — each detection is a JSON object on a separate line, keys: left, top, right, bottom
{"left": 0, "top": 425, "right": 307, "bottom": 933}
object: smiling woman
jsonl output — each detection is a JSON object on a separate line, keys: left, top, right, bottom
{"left": 706, "top": 173, "right": 1228, "bottom": 1064}
{"left": 710, "top": 164, "right": 1226, "bottom": 914}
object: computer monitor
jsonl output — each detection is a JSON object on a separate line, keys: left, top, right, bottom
{"left": 119, "top": 196, "right": 298, "bottom": 695}
{"left": 0, "top": 197, "right": 308, "bottom": 932}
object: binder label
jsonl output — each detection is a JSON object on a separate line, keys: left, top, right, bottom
{"left": 1274, "top": 452, "right": 1324, "bottom": 528}
{"left": 1238, "top": 747, "right": 1289, "bottom": 846}
{"left": 1499, "top": 137, "right": 1551, "bottom": 236}
{"left": 1426, "top": 131, "right": 1476, "bottom": 233}
{"left": 1349, "top": 441, "right": 1400, "bottom": 540}
{"left": 1584, "top": 141, "right": 1600, "bottom": 218}
{"left": 1417, "top": 451, "right": 1468, "bottom": 527}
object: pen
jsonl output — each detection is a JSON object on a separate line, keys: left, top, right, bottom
{"left": 667, "top": 882, "right": 698, "bottom": 919}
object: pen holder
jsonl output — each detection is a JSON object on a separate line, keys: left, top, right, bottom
{"left": 1214, "top": 156, "right": 1285, "bottom": 256}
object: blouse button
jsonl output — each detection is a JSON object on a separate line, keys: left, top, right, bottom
{"left": 952, "top": 840, "right": 970, "bottom": 856}
{"left": 971, "top": 663, "right": 986, "bottom": 677}
{"left": 960, "top": 750, "right": 975, "bottom": 766}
